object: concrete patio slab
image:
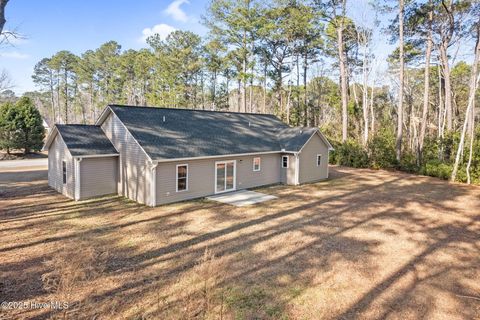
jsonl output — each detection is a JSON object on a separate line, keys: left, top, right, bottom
{"left": 206, "top": 190, "right": 278, "bottom": 207}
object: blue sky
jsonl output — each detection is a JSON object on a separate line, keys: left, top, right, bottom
{"left": 0, "top": 0, "right": 208, "bottom": 93}
{"left": 0, "top": 0, "right": 396, "bottom": 94}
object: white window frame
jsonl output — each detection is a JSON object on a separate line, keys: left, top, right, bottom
{"left": 214, "top": 160, "right": 237, "bottom": 194}
{"left": 316, "top": 154, "right": 322, "bottom": 167}
{"left": 253, "top": 157, "right": 261, "bottom": 172}
{"left": 62, "top": 160, "right": 67, "bottom": 184}
{"left": 282, "top": 155, "right": 289, "bottom": 168}
{"left": 176, "top": 164, "right": 188, "bottom": 192}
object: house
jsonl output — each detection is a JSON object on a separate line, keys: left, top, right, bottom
{"left": 43, "top": 105, "right": 333, "bottom": 206}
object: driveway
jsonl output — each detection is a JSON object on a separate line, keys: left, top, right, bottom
{"left": 0, "top": 158, "right": 47, "bottom": 171}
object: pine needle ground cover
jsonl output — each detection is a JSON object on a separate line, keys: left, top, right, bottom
{"left": 1, "top": 166, "right": 479, "bottom": 319}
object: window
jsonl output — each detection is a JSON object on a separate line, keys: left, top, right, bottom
{"left": 176, "top": 164, "right": 188, "bottom": 192}
{"left": 317, "top": 154, "right": 322, "bottom": 167}
{"left": 282, "top": 156, "right": 289, "bottom": 168}
{"left": 62, "top": 161, "right": 67, "bottom": 184}
{"left": 253, "top": 157, "right": 261, "bottom": 171}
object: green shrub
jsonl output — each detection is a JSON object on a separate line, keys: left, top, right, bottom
{"left": 367, "top": 128, "right": 397, "bottom": 169}
{"left": 422, "top": 160, "right": 452, "bottom": 180}
{"left": 326, "top": 128, "right": 480, "bottom": 186}
{"left": 400, "top": 152, "right": 419, "bottom": 173}
{"left": 331, "top": 139, "right": 369, "bottom": 168}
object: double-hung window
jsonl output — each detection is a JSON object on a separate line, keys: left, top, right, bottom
{"left": 282, "top": 156, "right": 289, "bottom": 168}
{"left": 62, "top": 161, "right": 67, "bottom": 184}
{"left": 176, "top": 164, "right": 188, "bottom": 192}
{"left": 253, "top": 157, "right": 261, "bottom": 172}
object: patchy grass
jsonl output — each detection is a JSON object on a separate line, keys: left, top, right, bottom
{"left": 0, "top": 166, "right": 479, "bottom": 319}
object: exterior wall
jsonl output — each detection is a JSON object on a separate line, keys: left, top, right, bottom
{"left": 156, "top": 153, "right": 281, "bottom": 205}
{"left": 280, "top": 154, "right": 297, "bottom": 185}
{"left": 298, "top": 133, "right": 329, "bottom": 184}
{"left": 101, "top": 112, "right": 150, "bottom": 205}
{"left": 48, "top": 133, "right": 75, "bottom": 199}
{"left": 79, "top": 157, "right": 118, "bottom": 199}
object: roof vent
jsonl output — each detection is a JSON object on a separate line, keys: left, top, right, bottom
{"left": 163, "top": 116, "right": 166, "bottom": 122}
{"left": 248, "top": 121, "right": 251, "bottom": 127}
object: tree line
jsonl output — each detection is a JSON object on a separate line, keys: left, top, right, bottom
{"left": 2, "top": 0, "right": 479, "bottom": 183}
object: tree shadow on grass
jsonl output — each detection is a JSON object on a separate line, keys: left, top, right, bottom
{"left": 1, "top": 167, "right": 480, "bottom": 319}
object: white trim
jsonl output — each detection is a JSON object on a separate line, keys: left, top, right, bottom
{"left": 176, "top": 163, "right": 189, "bottom": 192}
{"left": 155, "top": 151, "right": 290, "bottom": 163}
{"left": 149, "top": 161, "right": 159, "bottom": 207}
{"left": 297, "top": 131, "right": 316, "bottom": 154}
{"left": 282, "top": 155, "right": 289, "bottom": 168}
{"left": 72, "top": 153, "right": 119, "bottom": 159}
{"left": 74, "top": 158, "right": 82, "bottom": 200}
{"left": 295, "top": 153, "right": 300, "bottom": 185}
{"left": 316, "top": 154, "right": 322, "bottom": 167}
{"left": 42, "top": 126, "right": 59, "bottom": 151}
{"left": 298, "top": 130, "right": 334, "bottom": 154}
{"left": 253, "top": 157, "right": 261, "bottom": 172}
{"left": 214, "top": 160, "right": 237, "bottom": 194}
{"left": 327, "top": 153, "right": 330, "bottom": 178}
{"left": 94, "top": 105, "right": 113, "bottom": 126}
{"left": 99, "top": 106, "right": 153, "bottom": 162}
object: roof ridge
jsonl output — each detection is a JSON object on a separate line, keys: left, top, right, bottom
{"left": 109, "top": 104, "right": 279, "bottom": 117}
{"left": 56, "top": 124, "right": 99, "bottom": 127}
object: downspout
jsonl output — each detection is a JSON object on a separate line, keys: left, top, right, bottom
{"left": 295, "top": 153, "right": 300, "bottom": 185}
{"left": 74, "top": 157, "right": 82, "bottom": 201}
{"left": 149, "top": 161, "right": 159, "bottom": 207}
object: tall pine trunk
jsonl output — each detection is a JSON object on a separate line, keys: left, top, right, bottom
{"left": 338, "top": 0, "right": 348, "bottom": 142}
{"left": 396, "top": 0, "right": 405, "bottom": 162}
{"left": 64, "top": 70, "right": 68, "bottom": 124}
{"left": 418, "top": 0, "right": 433, "bottom": 164}
{"left": 303, "top": 52, "right": 308, "bottom": 127}
{"left": 362, "top": 36, "right": 369, "bottom": 146}
{"left": 439, "top": 44, "right": 453, "bottom": 131}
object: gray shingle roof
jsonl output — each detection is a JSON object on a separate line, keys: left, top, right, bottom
{"left": 56, "top": 124, "right": 118, "bottom": 156}
{"left": 278, "top": 127, "right": 319, "bottom": 151}
{"left": 108, "top": 105, "right": 327, "bottom": 160}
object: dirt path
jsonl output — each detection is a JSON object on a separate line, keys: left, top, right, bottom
{"left": 0, "top": 166, "right": 479, "bottom": 319}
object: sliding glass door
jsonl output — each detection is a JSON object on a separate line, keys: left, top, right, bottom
{"left": 215, "top": 160, "right": 236, "bottom": 193}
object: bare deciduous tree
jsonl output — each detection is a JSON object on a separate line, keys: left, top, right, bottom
{"left": 451, "top": 13, "right": 480, "bottom": 182}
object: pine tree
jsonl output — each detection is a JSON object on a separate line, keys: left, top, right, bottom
{"left": 0, "top": 102, "right": 18, "bottom": 154}
{"left": 14, "top": 97, "right": 45, "bottom": 154}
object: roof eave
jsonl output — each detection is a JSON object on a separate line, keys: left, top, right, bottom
{"left": 297, "top": 129, "right": 334, "bottom": 153}
{"left": 71, "top": 153, "right": 120, "bottom": 159}
{"left": 42, "top": 125, "right": 59, "bottom": 151}
{"left": 95, "top": 105, "right": 113, "bottom": 126}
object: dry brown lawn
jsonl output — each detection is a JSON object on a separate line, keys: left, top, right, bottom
{"left": 1, "top": 166, "right": 479, "bottom": 319}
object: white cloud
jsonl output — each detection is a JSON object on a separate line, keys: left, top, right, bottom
{"left": 139, "top": 23, "right": 176, "bottom": 43}
{"left": 0, "top": 51, "right": 29, "bottom": 59}
{"left": 164, "top": 0, "right": 190, "bottom": 22}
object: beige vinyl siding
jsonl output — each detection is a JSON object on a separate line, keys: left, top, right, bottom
{"left": 156, "top": 153, "right": 281, "bottom": 205}
{"left": 298, "top": 133, "right": 329, "bottom": 184}
{"left": 280, "top": 154, "right": 297, "bottom": 185}
{"left": 101, "top": 112, "right": 150, "bottom": 205}
{"left": 48, "top": 133, "right": 75, "bottom": 198}
{"left": 79, "top": 156, "right": 118, "bottom": 199}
